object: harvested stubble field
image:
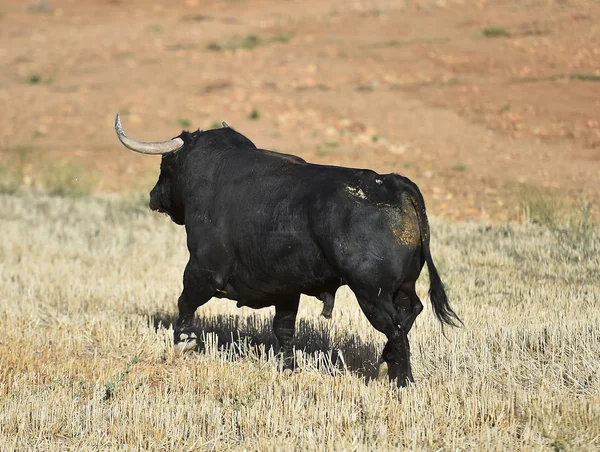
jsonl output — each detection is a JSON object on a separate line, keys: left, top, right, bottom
{"left": 0, "top": 190, "right": 598, "bottom": 450}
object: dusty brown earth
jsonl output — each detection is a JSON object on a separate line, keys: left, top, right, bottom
{"left": 1, "top": 0, "right": 599, "bottom": 221}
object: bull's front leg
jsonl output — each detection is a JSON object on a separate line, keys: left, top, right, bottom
{"left": 173, "top": 258, "right": 214, "bottom": 353}
{"left": 273, "top": 295, "right": 300, "bottom": 372}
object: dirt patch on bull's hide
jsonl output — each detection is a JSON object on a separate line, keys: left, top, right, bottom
{"left": 0, "top": 0, "right": 598, "bottom": 221}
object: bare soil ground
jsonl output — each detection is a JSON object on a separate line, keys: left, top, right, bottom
{"left": 1, "top": 0, "right": 599, "bottom": 221}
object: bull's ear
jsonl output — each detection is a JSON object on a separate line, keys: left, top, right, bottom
{"left": 115, "top": 113, "right": 183, "bottom": 155}
{"left": 222, "top": 121, "right": 230, "bottom": 128}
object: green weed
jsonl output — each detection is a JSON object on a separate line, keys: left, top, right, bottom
{"left": 28, "top": 74, "right": 42, "bottom": 84}
{"left": 570, "top": 73, "right": 600, "bottom": 82}
{"left": 22, "top": 74, "right": 53, "bottom": 85}
{"left": 511, "top": 73, "right": 600, "bottom": 84}
{"left": 207, "top": 34, "right": 263, "bottom": 51}
{"left": 206, "top": 34, "right": 290, "bottom": 52}
{"left": 182, "top": 14, "right": 211, "bottom": 22}
{"left": 271, "top": 35, "right": 290, "bottom": 44}
{"left": 177, "top": 118, "right": 191, "bottom": 128}
{"left": 483, "top": 27, "right": 509, "bottom": 38}
{"left": 372, "top": 37, "right": 450, "bottom": 47}
{"left": 248, "top": 109, "right": 261, "bottom": 120}
{"left": 104, "top": 357, "right": 139, "bottom": 400}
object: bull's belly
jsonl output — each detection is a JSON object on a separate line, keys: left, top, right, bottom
{"left": 216, "top": 234, "right": 338, "bottom": 307}
{"left": 218, "top": 266, "right": 339, "bottom": 309}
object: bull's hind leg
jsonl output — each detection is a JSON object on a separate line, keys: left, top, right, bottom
{"left": 173, "top": 258, "right": 214, "bottom": 353}
{"left": 393, "top": 283, "right": 423, "bottom": 333}
{"left": 273, "top": 295, "right": 300, "bottom": 372}
{"left": 354, "top": 292, "right": 414, "bottom": 387}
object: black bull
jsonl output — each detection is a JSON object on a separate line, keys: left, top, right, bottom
{"left": 115, "top": 114, "right": 461, "bottom": 386}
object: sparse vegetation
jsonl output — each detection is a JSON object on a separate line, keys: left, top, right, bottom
{"left": 0, "top": 167, "right": 23, "bottom": 194}
{"left": 38, "top": 159, "right": 95, "bottom": 197}
{"left": 146, "top": 24, "right": 163, "bottom": 33}
{"left": 372, "top": 37, "right": 450, "bottom": 47}
{"left": 511, "top": 73, "right": 600, "bottom": 84}
{"left": 519, "top": 186, "right": 566, "bottom": 227}
{"left": 452, "top": 164, "right": 467, "bottom": 172}
{"left": 182, "top": 14, "right": 211, "bottom": 22}
{"left": 27, "top": 74, "right": 42, "bottom": 84}
{"left": 569, "top": 73, "right": 600, "bottom": 82}
{"left": 22, "top": 73, "right": 53, "bottom": 85}
{"left": 482, "top": 27, "right": 510, "bottom": 38}
{"left": 248, "top": 108, "right": 261, "bottom": 120}
{"left": 26, "top": 0, "right": 53, "bottom": 14}
{"left": 271, "top": 34, "right": 291, "bottom": 44}
{"left": 104, "top": 357, "right": 140, "bottom": 400}
{"left": 176, "top": 118, "right": 191, "bottom": 128}
{"left": 315, "top": 142, "right": 339, "bottom": 157}
{"left": 315, "top": 146, "right": 328, "bottom": 157}
{"left": 207, "top": 34, "right": 263, "bottom": 52}
{"left": 206, "top": 34, "right": 291, "bottom": 52}
{"left": 0, "top": 191, "right": 598, "bottom": 450}
{"left": 0, "top": 145, "right": 33, "bottom": 193}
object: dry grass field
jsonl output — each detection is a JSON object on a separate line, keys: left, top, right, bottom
{"left": 1, "top": 189, "right": 598, "bottom": 450}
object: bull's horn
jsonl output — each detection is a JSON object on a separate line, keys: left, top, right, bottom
{"left": 115, "top": 113, "right": 183, "bottom": 154}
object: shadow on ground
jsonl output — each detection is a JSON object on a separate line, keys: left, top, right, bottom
{"left": 149, "top": 311, "right": 381, "bottom": 381}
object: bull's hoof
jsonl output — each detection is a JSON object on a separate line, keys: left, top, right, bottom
{"left": 174, "top": 332, "right": 197, "bottom": 354}
{"left": 377, "top": 361, "right": 414, "bottom": 387}
{"left": 397, "top": 376, "right": 413, "bottom": 388}
{"left": 320, "top": 307, "right": 333, "bottom": 319}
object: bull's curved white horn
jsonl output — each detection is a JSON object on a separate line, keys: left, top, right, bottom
{"left": 115, "top": 113, "right": 183, "bottom": 154}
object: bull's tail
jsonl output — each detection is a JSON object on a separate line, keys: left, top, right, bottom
{"left": 401, "top": 178, "right": 462, "bottom": 329}
{"left": 422, "top": 230, "right": 462, "bottom": 328}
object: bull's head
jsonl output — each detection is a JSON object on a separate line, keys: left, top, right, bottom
{"left": 114, "top": 114, "right": 185, "bottom": 225}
